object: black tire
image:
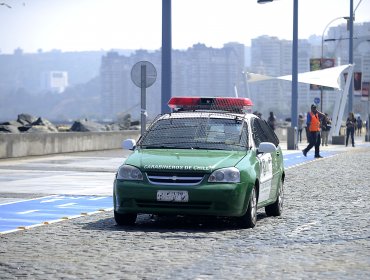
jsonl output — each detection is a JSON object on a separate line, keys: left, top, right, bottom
{"left": 238, "top": 186, "right": 257, "bottom": 228}
{"left": 114, "top": 211, "right": 137, "bottom": 226}
{"left": 265, "top": 178, "right": 284, "bottom": 217}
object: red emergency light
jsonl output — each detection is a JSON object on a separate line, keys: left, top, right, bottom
{"left": 168, "top": 96, "right": 253, "bottom": 113}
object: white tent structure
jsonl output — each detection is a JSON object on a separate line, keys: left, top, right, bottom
{"left": 246, "top": 64, "right": 354, "bottom": 137}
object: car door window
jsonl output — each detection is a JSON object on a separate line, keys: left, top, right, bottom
{"left": 252, "top": 118, "right": 279, "bottom": 147}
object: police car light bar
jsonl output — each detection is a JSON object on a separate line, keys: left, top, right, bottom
{"left": 168, "top": 97, "right": 253, "bottom": 113}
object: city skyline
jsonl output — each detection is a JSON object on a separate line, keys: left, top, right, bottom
{"left": 1, "top": 0, "right": 370, "bottom": 54}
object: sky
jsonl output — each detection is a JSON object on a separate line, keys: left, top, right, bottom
{"left": 0, "top": 0, "right": 370, "bottom": 54}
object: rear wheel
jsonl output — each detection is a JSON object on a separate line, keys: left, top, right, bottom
{"left": 114, "top": 211, "right": 137, "bottom": 226}
{"left": 265, "top": 178, "right": 284, "bottom": 216}
{"left": 238, "top": 186, "right": 257, "bottom": 228}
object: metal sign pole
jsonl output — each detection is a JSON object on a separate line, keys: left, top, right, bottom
{"left": 131, "top": 60, "right": 156, "bottom": 136}
{"left": 141, "top": 65, "right": 147, "bottom": 136}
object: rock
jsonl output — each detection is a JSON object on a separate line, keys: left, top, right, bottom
{"left": 18, "top": 126, "right": 31, "bottom": 132}
{"left": 117, "top": 114, "right": 132, "bottom": 130}
{"left": 26, "top": 125, "right": 56, "bottom": 133}
{"left": 31, "top": 117, "right": 58, "bottom": 132}
{"left": 17, "top": 114, "right": 37, "bottom": 125}
{"left": 0, "top": 124, "right": 20, "bottom": 133}
{"left": 69, "top": 119, "right": 106, "bottom": 132}
{"left": 0, "top": 120, "right": 22, "bottom": 127}
{"left": 104, "top": 124, "right": 121, "bottom": 131}
{"left": 130, "top": 120, "right": 140, "bottom": 126}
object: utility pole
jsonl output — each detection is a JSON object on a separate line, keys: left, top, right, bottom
{"left": 348, "top": 0, "right": 354, "bottom": 113}
{"left": 161, "top": 0, "right": 172, "bottom": 114}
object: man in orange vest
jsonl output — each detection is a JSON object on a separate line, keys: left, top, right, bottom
{"left": 302, "top": 104, "right": 326, "bottom": 158}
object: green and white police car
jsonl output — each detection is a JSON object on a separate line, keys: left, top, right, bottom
{"left": 113, "top": 97, "right": 285, "bottom": 228}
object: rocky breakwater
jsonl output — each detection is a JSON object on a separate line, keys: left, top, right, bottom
{"left": 0, "top": 113, "right": 138, "bottom": 134}
{"left": 0, "top": 114, "right": 140, "bottom": 158}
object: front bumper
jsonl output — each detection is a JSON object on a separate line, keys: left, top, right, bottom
{"left": 114, "top": 180, "right": 252, "bottom": 217}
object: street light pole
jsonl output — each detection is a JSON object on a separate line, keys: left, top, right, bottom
{"left": 320, "top": 16, "right": 349, "bottom": 112}
{"left": 348, "top": 0, "right": 354, "bottom": 114}
{"left": 291, "top": 0, "right": 298, "bottom": 130}
{"left": 161, "top": 0, "right": 172, "bottom": 114}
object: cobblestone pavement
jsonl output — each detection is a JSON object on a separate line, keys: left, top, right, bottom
{"left": 0, "top": 147, "right": 369, "bottom": 280}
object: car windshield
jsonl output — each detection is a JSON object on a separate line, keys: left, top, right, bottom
{"left": 138, "top": 115, "right": 248, "bottom": 151}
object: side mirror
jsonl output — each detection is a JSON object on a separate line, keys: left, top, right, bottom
{"left": 122, "top": 139, "right": 136, "bottom": 150}
{"left": 257, "top": 142, "right": 277, "bottom": 153}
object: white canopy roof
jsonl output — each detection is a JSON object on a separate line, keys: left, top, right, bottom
{"left": 246, "top": 64, "right": 353, "bottom": 90}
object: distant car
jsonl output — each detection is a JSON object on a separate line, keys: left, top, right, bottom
{"left": 113, "top": 97, "right": 285, "bottom": 228}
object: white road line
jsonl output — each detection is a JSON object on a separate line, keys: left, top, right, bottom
{"left": 57, "top": 203, "right": 77, "bottom": 208}
{"left": 40, "top": 197, "right": 66, "bottom": 203}
{"left": 88, "top": 197, "right": 108, "bottom": 200}
{"left": 0, "top": 195, "right": 57, "bottom": 206}
{"left": 16, "top": 209, "right": 40, "bottom": 215}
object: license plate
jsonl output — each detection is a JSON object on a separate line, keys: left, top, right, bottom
{"left": 157, "top": 190, "right": 189, "bottom": 202}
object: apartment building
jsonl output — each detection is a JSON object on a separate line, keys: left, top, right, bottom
{"left": 249, "top": 22, "right": 370, "bottom": 120}
{"left": 100, "top": 43, "right": 245, "bottom": 120}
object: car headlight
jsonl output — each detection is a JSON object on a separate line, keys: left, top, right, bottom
{"left": 208, "top": 167, "right": 240, "bottom": 183}
{"left": 116, "top": 165, "right": 143, "bottom": 180}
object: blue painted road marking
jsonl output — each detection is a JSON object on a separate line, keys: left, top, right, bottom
{"left": 0, "top": 195, "right": 113, "bottom": 233}
{"left": 283, "top": 150, "right": 339, "bottom": 168}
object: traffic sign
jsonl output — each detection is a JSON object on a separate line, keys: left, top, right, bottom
{"left": 314, "top": 97, "right": 320, "bottom": 104}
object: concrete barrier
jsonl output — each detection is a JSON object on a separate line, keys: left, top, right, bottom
{"left": 0, "top": 127, "right": 295, "bottom": 159}
{"left": 0, "top": 131, "right": 140, "bottom": 159}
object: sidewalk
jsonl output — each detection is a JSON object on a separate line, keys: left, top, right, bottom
{"left": 281, "top": 134, "right": 369, "bottom": 154}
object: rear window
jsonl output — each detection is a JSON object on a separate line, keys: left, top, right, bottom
{"left": 138, "top": 116, "right": 249, "bottom": 151}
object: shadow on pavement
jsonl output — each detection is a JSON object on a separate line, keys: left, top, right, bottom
{"left": 83, "top": 212, "right": 270, "bottom": 233}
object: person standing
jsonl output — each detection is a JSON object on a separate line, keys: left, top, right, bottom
{"left": 321, "top": 113, "right": 331, "bottom": 146}
{"left": 267, "top": 111, "right": 277, "bottom": 131}
{"left": 302, "top": 104, "right": 326, "bottom": 158}
{"left": 356, "top": 116, "right": 363, "bottom": 136}
{"left": 298, "top": 114, "right": 305, "bottom": 143}
{"left": 346, "top": 112, "right": 356, "bottom": 147}
{"left": 353, "top": 72, "right": 362, "bottom": 91}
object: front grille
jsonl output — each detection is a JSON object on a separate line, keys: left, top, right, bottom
{"left": 146, "top": 171, "right": 205, "bottom": 186}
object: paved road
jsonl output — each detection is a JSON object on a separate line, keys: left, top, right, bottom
{"left": 0, "top": 142, "right": 355, "bottom": 233}
{"left": 0, "top": 142, "right": 369, "bottom": 279}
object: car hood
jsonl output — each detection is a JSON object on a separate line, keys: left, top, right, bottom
{"left": 125, "top": 149, "right": 247, "bottom": 173}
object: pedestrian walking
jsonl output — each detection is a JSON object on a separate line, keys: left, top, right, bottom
{"left": 267, "top": 111, "right": 277, "bottom": 131}
{"left": 302, "top": 104, "right": 326, "bottom": 158}
{"left": 346, "top": 112, "right": 356, "bottom": 147}
{"left": 321, "top": 113, "right": 331, "bottom": 146}
{"left": 356, "top": 116, "right": 363, "bottom": 136}
{"left": 298, "top": 114, "right": 305, "bottom": 143}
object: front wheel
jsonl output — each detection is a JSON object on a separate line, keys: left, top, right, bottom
{"left": 114, "top": 211, "right": 137, "bottom": 226}
{"left": 265, "top": 178, "right": 284, "bottom": 216}
{"left": 238, "top": 186, "right": 257, "bottom": 228}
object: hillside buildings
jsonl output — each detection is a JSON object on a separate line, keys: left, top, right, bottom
{"left": 100, "top": 22, "right": 369, "bottom": 121}
{"left": 41, "top": 71, "right": 68, "bottom": 93}
{"left": 1, "top": 22, "right": 369, "bottom": 122}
